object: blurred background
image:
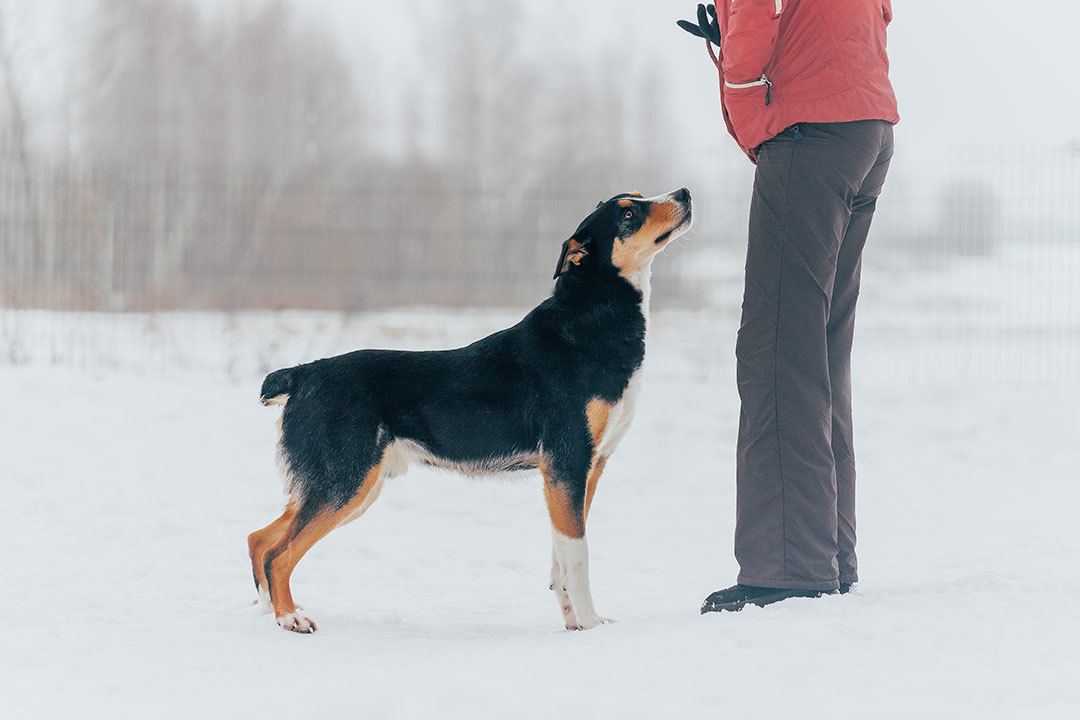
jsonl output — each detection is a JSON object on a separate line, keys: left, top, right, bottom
{"left": 0, "top": 0, "right": 1077, "bottom": 380}
{"left": 5, "top": 5, "right": 1080, "bottom": 711}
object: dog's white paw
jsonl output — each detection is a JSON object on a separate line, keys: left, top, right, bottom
{"left": 566, "top": 613, "right": 614, "bottom": 631}
{"left": 557, "top": 596, "right": 579, "bottom": 628}
{"left": 551, "top": 582, "right": 580, "bottom": 628}
{"left": 277, "top": 610, "right": 318, "bottom": 634}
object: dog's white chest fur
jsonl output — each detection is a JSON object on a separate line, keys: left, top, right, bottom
{"left": 595, "top": 368, "right": 644, "bottom": 457}
{"left": 594, "top": 264, "right": 651, "bottom": 458}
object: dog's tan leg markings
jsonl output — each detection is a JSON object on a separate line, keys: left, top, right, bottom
{"left": 584, "top": 455, "right": 607, "bottom": 521}
{"left": 263, "top": 459, "right": 386, "bottom": 633}
{"left": 542, "top": 471, "right": 584, "bottom": 540}
{"left": 248, "top": 505, "right": 298, "bottom": 612}
{"left": 584, "top": 398, "right": 611, "bottom": 523}
{"left": 586, "top": 398, "right": 611, "bottom": 447}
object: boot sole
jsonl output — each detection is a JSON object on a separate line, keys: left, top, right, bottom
{"left": 701, "top": 588, "right": 833, "bottom": 614}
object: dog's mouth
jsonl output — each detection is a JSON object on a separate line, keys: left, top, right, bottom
{"left": 655, "top": 208, "right": 693, "bottom": 244}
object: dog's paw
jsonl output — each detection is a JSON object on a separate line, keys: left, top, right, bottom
{"left": 558, "top": 599, "right": 579, "bottom": 628}
{"left": 566, "top": 614, "right": 614, "bottom": 631}
{"left": 277, "top": 610, "right": 318, "bottom": 633}
{"left": 551, "top": 583, "right": 580, "bottom": 627}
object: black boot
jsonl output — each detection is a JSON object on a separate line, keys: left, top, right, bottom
{"left": 700, "top": 584, "right": 836, "bottom": 614}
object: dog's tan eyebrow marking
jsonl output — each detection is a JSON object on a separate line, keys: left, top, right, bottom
{"left": 618, "top": 199, "right": 634, "bottom": 208}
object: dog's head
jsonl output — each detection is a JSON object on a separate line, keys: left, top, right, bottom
{"left": 554, "top": 188, "right": 693, "bottom": 283}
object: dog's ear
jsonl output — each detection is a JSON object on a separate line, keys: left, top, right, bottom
{"left": 553, "top": 236, "right": 590, "bottom": 279}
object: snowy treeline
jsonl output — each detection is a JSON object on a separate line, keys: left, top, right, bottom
{"left": 0, "top": 0, "right": 703, "bottom": 311}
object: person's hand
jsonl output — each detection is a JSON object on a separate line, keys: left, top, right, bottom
{"left": 677, "top": 3, "right": 720, "bottom": 47}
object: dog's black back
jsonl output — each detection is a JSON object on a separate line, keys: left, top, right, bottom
{"left": 261, "top": 242, "right": 646, "bottom": 518}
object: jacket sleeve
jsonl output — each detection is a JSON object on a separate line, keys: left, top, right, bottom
{"left": 721, "top": 0, "right": 784, "bottom": 83}
{"left": 882, "top": 0, "right": 893, "bottom": 25}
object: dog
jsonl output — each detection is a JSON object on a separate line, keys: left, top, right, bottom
{"left": 248, "top": 188, "right": 693, "bottom": 632}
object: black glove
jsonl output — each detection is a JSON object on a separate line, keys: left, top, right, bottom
{"left": 677, "top": 3, "right": 720, "bottom": 47}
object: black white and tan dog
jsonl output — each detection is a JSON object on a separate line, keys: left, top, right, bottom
{"left": 248, "top": 188, "right": 693, "bottom": 632}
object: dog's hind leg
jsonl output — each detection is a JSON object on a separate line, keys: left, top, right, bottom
{"left": 262, "top": 459, "right": 387, "bottom": 633}
{"left": 248, "top": 506, "right": 298, "bottom": 613}
{"left": 542, "top": 452, "right": 612, "bottom": 631}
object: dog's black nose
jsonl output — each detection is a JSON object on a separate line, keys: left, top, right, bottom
{"left": 673, "top": 187, "right": 691, "bottom": 204}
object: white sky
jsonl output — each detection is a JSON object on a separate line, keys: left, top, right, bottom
{"left": 289, "top": 0, "right": 1080, "bottom": 156}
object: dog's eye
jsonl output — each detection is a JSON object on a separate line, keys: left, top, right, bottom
{"left": 623, "top": 209, "right": 634, "bottom": 219}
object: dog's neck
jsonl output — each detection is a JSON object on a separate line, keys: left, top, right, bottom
{"left": 552, "top": 259, "right": 654, "bottom": 335}
{"left": 620, "top": 262, "right": 653, "bottom": 331}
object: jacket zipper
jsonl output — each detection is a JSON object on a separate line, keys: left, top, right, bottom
{"left": 724, "top": 74, "right": 773, "bottom": 106}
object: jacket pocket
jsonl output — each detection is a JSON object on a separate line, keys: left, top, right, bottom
{"left": 721, "top": 74, "right": 774, "bottom": 151}
{"left": 724, "top": 74, "right": 773, "bottom": 106}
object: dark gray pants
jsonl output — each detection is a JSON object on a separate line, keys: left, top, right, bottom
{"left": 735, "top": 120, "right": 894, "bottom": 591}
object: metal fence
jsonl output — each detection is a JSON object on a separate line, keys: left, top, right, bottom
{"left": 0, "top": 157, "right": 564, "bottom": 312}
{"left": 1, "top": 140, "right": 1078, "bottom": 382}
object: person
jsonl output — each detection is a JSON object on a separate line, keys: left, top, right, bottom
{"left": 679, "top": 1, "right": 899, "bottom": 612}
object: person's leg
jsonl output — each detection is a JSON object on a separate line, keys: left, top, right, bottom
{"left": 733, "top": 121, "right": 890, "bottom": 593}
{"left": 829, "top": 125, "right": 894, "bottom": 586}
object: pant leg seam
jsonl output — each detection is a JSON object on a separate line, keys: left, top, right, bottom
{"left": 773, "top": 137, "right": 800, "bottom": 582}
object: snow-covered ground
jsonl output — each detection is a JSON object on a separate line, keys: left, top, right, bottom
{"left": 2, "top": 247, "right": 1079, "bottom": 718}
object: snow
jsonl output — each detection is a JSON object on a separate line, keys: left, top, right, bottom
{"left": 2, "top": 250, "right": 1079, "bottom": 718}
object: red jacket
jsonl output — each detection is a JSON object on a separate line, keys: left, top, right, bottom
{"left": 715, "top": 0, "right": 899, "bottom": 162}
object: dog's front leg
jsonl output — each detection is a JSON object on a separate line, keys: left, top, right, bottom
{"left": 550, "top": 545, "right": 579, "bottom": 628}
{"left": 551, "top": 530, "right": 611, "bottom": 630}
{"left": 542, "top": 464, "right": 612, "bottom": 630}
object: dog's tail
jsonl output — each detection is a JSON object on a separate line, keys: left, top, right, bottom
{"left": 260, "top": 366, "right": 300, "bottom": 407}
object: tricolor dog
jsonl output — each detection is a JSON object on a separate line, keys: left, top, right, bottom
{"left": 249, "top": 188, "right": 693, "bottom": 632}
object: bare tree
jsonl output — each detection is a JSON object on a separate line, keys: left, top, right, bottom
{"left": 0, "top": 2, "right": 41, "bottom": 292}
{"left": 73, "top": 0, "right": 368, "bottom": 308}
